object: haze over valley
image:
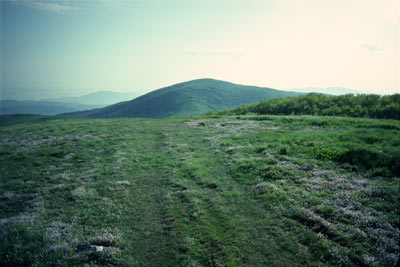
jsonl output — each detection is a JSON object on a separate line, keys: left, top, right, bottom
{"left": 0, "top": 90, "right": 140, "bottom": 115}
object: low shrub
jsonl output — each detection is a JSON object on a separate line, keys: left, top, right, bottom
{"left": 371, "top": 167, "right": 392, "bottom": 178}
{"left": 313, "top": 145, "right": 400, "bottom": 177}
{"left": 259, "top": 165, "right": 292, "bottom": 181}
{"left": 278, "top": 146, "right": 289, "bottom": 155}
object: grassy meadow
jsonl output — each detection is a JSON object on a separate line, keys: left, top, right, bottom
{"left": 0, "top": 114, "right": 399, "bottom": 266}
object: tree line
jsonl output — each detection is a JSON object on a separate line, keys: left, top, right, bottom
{"left": 215, "top": 93, "right": 400, "bottom": 120}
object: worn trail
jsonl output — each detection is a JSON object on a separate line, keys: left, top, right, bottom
{"left": 1, "top": 116, "right": 398, "bottom": 266}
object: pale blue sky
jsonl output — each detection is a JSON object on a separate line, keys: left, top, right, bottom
{"left": 1, "top": 0, "right": 399, "bottom": 99}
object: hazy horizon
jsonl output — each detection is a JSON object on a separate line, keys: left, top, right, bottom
{"left": 1, "top": 0, "right": 399, "bottom": 100}
{"left": 1, "top": 79, "right": 373, "bottom": 101}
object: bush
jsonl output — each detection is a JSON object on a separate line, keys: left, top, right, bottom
{"left": 371, "top": 167, "right": 392, "bottom": 177}
{"left": 337, "top": 148, "right": 379, "bottom": 168}
{"left": 278, "top": 146, "right": 289, "bottom": 155}
{"left": 312, "top": 145, "right": 399, "bottom": 177}
{"left": 313, "top": 147, "right": 346, "bottom": 161}
{"left": 259, "top": 165, "right": 292, "bottom": 181}
{"left": 214, "top": 93, "right": 400, "bottom": 120}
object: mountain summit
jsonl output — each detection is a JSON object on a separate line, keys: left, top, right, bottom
{"left": 68, "top": 78, "right": 300, "bottom": 118}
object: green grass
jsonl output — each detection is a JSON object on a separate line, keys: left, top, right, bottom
{"left": 0, "top": 114, "right": 77, "bottom": 127}
{"left": 0, "top": 115, "right": 399, "bottom": 266}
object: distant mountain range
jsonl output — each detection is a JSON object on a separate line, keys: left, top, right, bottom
{"left": 2, "top": 82, "right": 375, "bottom": 117}
{"left": 1, "top": 91, "right": 140, "bottom": 116}
{"left": 0, "top": 100, "right": 103, "bottom": 116}
{"left": 290, "top": 87, "right": 367, "bottom": 95}
{"left": 66, "top": 78, "right": 301, "bottom": 118}
{"left": 44, "top": 90, "right": 139, "bottom": 106}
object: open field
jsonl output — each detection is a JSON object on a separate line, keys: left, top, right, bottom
{"left": 0, "top": 115, "right": 399, "bottom": 266}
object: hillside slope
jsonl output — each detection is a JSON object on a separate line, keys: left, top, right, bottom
{"left": 69, "top": 78, "right": 300, "bottom": 118}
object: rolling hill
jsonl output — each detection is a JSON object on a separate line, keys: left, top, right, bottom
{"left": 68, "top": 78, "right": 300, "bottom": 118}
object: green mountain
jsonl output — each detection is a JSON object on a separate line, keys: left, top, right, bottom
{"left": 45, "top": 90, "right": 140, "bottom": 106}
{"left": 68, "top": 78, "right": 300, "bottom": 118}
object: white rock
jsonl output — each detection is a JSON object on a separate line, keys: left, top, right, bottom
{"left": 94, "top": 245, "right": 104, "bottom": 252}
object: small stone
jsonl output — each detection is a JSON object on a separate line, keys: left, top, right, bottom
{"left": 254, "top": 183, "right": 268, "bottom": 193}
{"left": 94, "top": 245, "right": 104, "bottom": 252}
{"left": 63, "top": 153, "right": 75, "bottom": 160}
{"left": 116, "top": 180, "right": 130, "bottom": 185}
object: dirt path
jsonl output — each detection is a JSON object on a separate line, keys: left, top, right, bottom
{"left": 118, "top": 120, "right": 180, "bottom": 266}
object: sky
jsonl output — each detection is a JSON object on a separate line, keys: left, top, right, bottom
{"left": 1, "top": 0, "right": 399, "bottom": 100}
